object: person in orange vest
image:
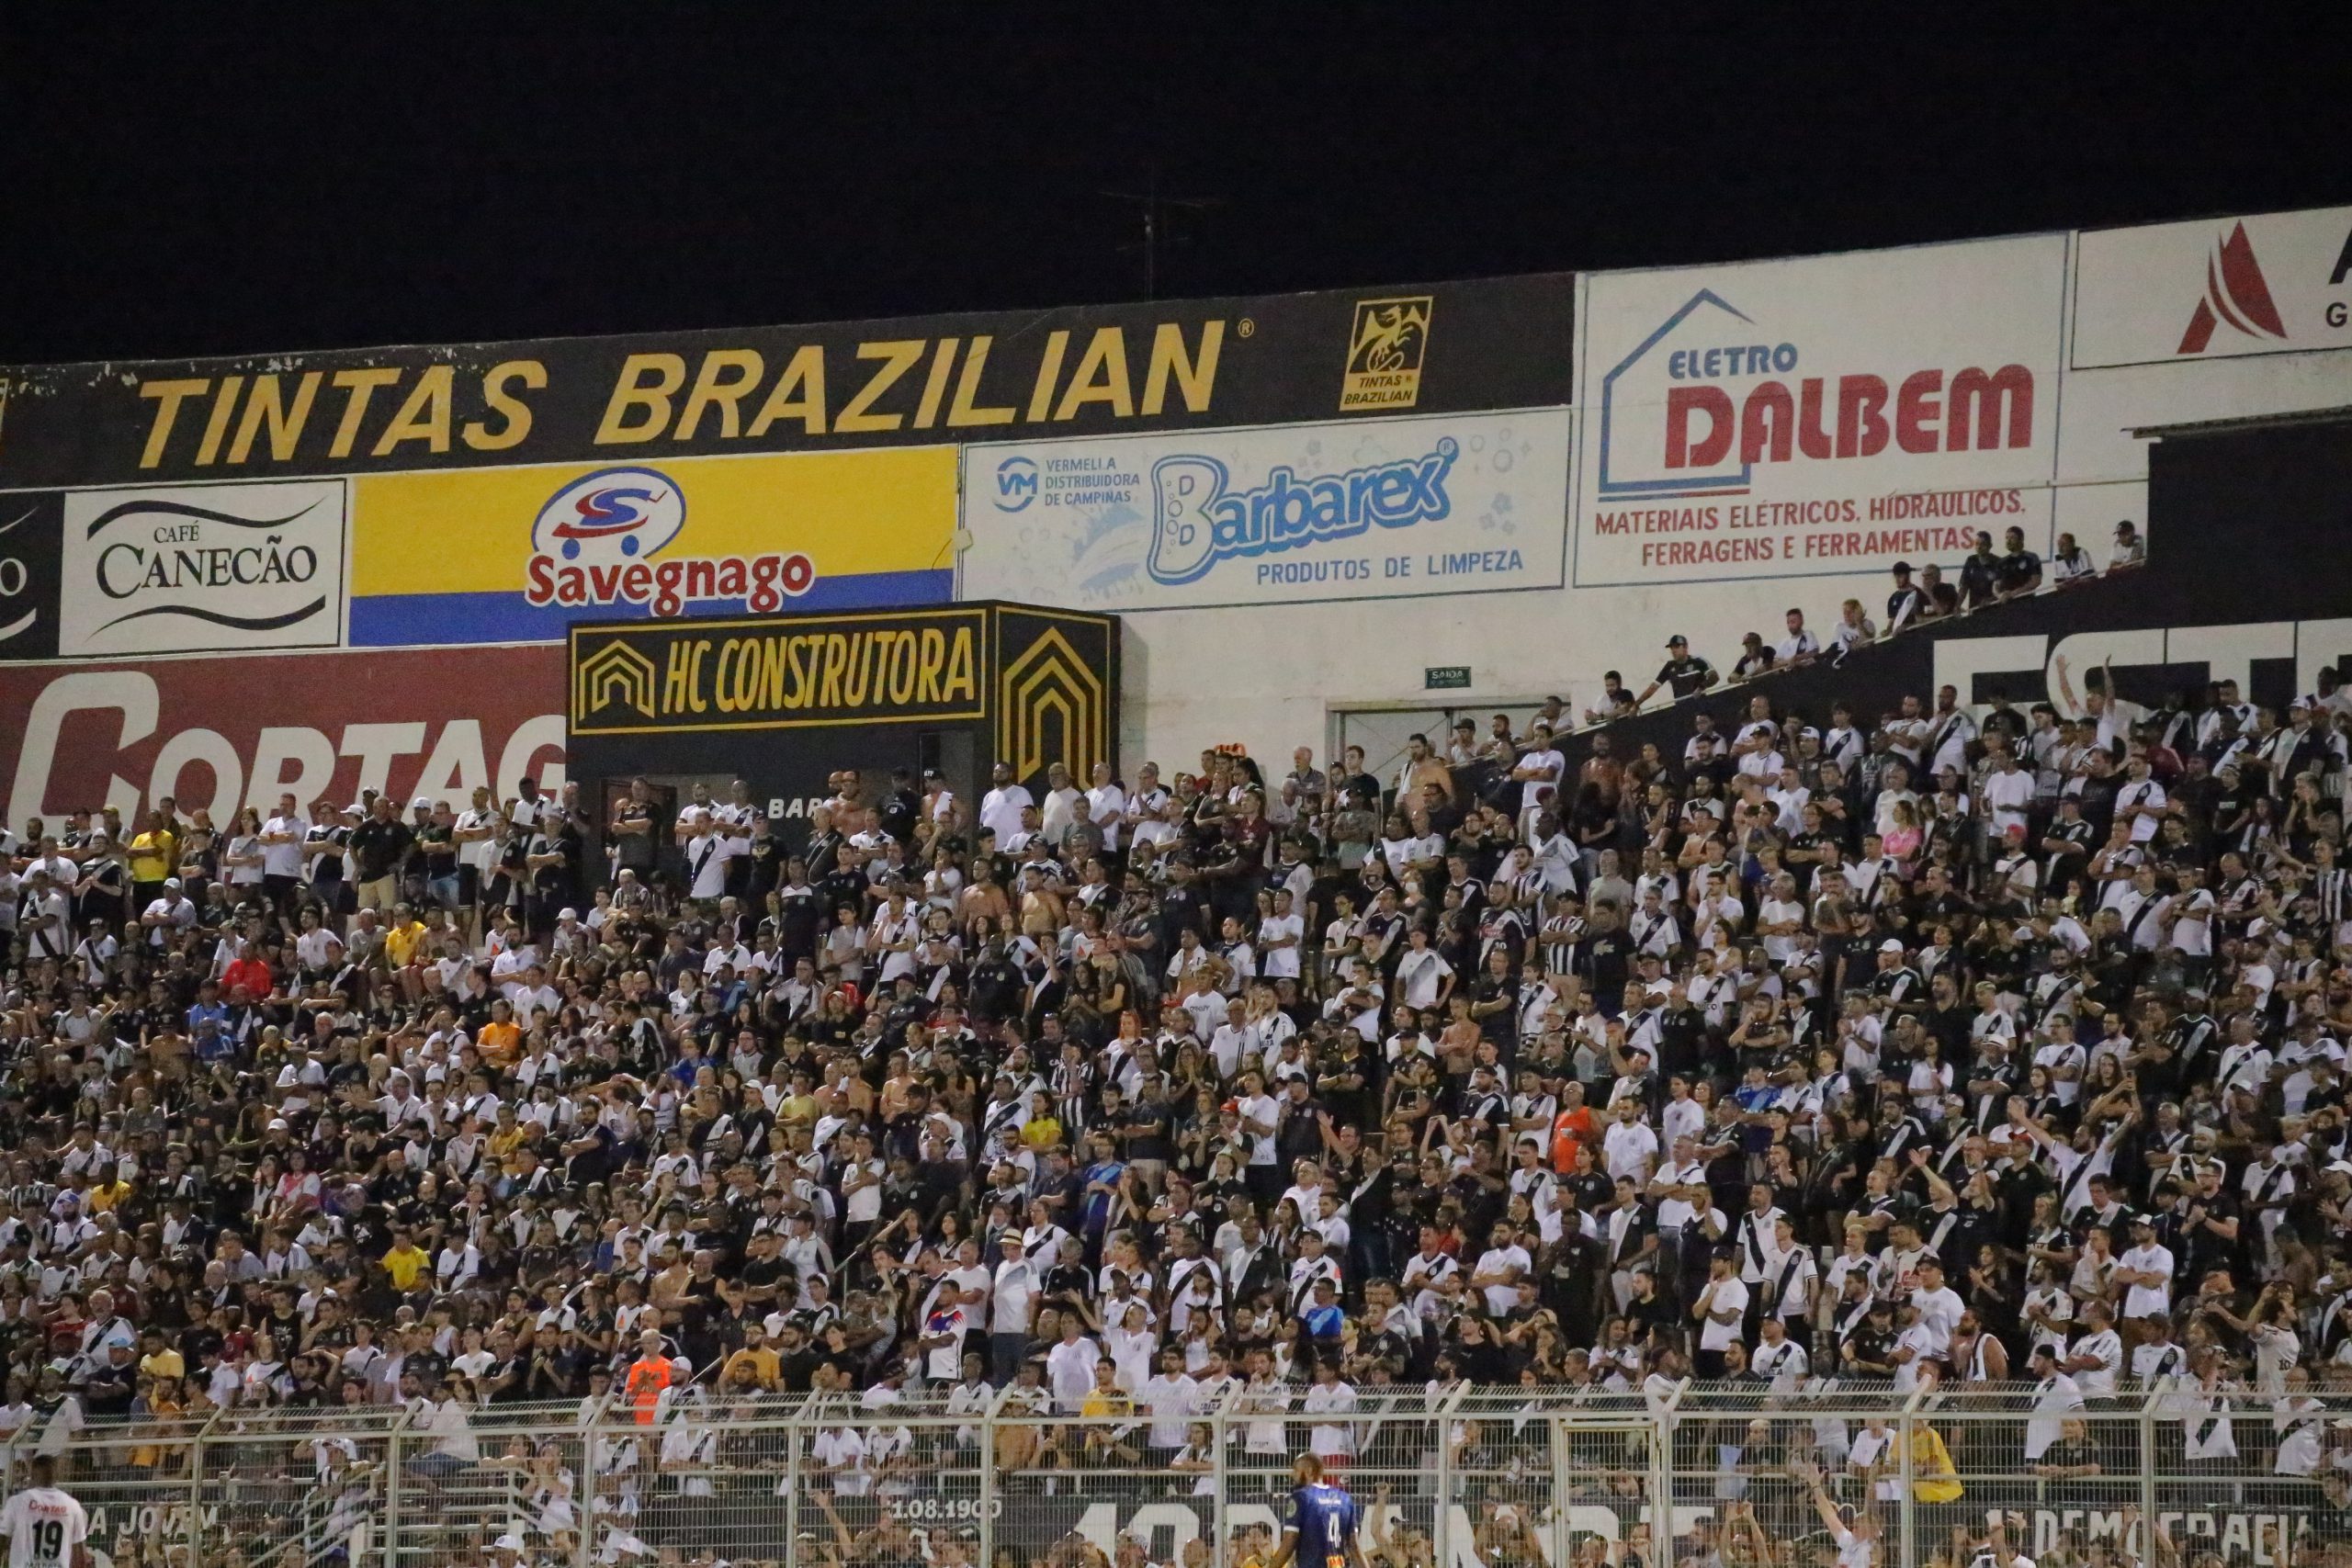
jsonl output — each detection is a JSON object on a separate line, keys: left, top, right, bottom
{"left": 624, "top": 1329, "right": 674, "bottom": 1425}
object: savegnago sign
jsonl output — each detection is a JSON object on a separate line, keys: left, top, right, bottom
{"left": 57, "top": 479, "right": 346, "bottom": 657}
{"left": 1575, "top": 233, "right": 2065, "bottom": 587}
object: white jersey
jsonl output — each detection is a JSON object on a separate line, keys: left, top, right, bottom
{"left": 1, "top": 1488, "right": 86, "bottom": 1568}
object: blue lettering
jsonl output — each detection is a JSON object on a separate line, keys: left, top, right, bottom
{"left": 1148, "top": 439, "right": 1456, "bottom": 584}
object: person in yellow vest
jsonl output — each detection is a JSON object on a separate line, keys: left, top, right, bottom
{"left": 128, "top": 810, "right": 177, "bottom": 908}
{"left": 476, "top": 998, "right": 523, "bottom": 1069}
{"left": 382, "top": 1226, "right": 432, "bottom": 1293}
{"left": 1911, "top": 1420, "right": 1962, "bottom": 1504}
{"left": 625, "top": 1329, "right": 675, "bottom": 1425}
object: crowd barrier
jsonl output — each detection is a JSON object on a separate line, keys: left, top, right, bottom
{"left": 14, "top": 1382, "right": 2336, "bottom": 1568}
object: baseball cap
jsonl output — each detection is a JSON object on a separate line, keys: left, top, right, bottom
{"left": 1878, "top": 938, "right": 1905, "bottom": 953}
{"left": 1666, "top": 635, "right": 1688, "bottom": 648}
{"left": 411, "top": 795, "right": 434, "bottom": 809}
{"left": 1892, "top": 560, "right": 1914, "bottom": 574}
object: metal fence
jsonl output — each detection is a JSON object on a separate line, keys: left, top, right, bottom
{"left": 12, "top": 1382, "right": 2343, "bottom": 1568}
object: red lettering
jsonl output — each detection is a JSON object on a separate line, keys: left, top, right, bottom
{"left": 1837, "top": 376, "right": 1889, "bottom": 457}
{"left": 1797, "top": 378, "right": 1833, "bottom": 459}
{"left": 1740, "top": 381, "right": 1794, "bottom": 465}
{"left": 1895, "top": 370, "right": 1943, "bottom": 455}
{"left": 1666, "top": 386, "right": 1735, "bottom": 468}
{"left": 1948, "top": 365, "right": 2034, "bottom": 451}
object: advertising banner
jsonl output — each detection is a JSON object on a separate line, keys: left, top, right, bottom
{"left": 566, "top": 602, "right": 1117, "bottom": 833}
{"left": 58, "top": 479, "right": 347, "bottom": 658}
{"left": 1574, "top": 234, "right": 2067, "bottom": 587}
{"left": 570, "top": 606, "right": 991, "bottom": 736}
{"left": 0, "top": 491, "right": 63, "bottom": 662}
{"left": 347, "top": 446, "right": 955, "bottom": 647}
{"left": 0, "top": 643, "right": 563, "bottom": 829}
{"left": 0, "top": 276, "right": 1575, "bottom": 489}
{"left": 958, "top": 407, "right": 1570, "bottom": 611}
{"left": 2073, "top": 206, "right": 2352, "bottom": 368}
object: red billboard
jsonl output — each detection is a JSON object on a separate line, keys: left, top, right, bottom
{"left": 0, "top": 644, "right": 564, "bottom": 829}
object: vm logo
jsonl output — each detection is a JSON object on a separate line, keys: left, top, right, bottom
{"left": 992, "top": 457, "right": 1039, "bottom": 513}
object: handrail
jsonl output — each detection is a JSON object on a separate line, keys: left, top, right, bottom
{"left": 9, "top": 1382, "right": 2320, "bottom": 1568}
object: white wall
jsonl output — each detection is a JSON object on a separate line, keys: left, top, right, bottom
{"left": 1102, "top": 207, "right": 2352, "bottom": 773}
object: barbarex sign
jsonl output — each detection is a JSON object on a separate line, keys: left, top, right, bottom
{"left": 57, "top": 479, "right": 347, "bottom": 658}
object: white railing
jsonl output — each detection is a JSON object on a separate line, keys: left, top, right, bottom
{"left": 10, "top": 1382, "right": 2334, "bottom": 1568}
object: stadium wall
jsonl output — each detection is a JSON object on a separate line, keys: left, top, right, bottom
{"left": 0, "top": 209, "right": 2346, "bottom": 801}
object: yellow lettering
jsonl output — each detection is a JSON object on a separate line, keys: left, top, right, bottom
{"left": 783, "top": 636, "right": 811, "bottom": 709}
{"left": 137, "top": 379, "right": 210, "bottom": 468}
{"left": 835, "top": 341, "right": 923, "bottom": 434}
{"left": 917, "top": 626, "right": 947, "bottom": 702}
{"left": 1054, "top": 328, "right": 1134, "bottom": 421}
{"left": 945, "top": 336, "right": 1016, "bottom": 427}
{"left": 595, "top": 353, "right": 686, "bottom": 445}
{"left": 193, "top": 376, "right": 244, "bottom": 466}
{"left": 842, "top": 632, "right": 876, "bottom": 707}
{"left": 1026, "top": 331, "right": 1069, "bottom": 423}
{"left": 712, "top": 640, "right": 739, "bottom": 714}
{"left": 463, "top": 360, "right": 545, "bottom": 452}
{"left": 676, "top": 350, "right": 765, "bottom": 441}
{"left": 743, "top": 346, "right": 828, "bottom": 438}
{"left": 818, "top": 634, "right": 849, "bottom": 708}
{"left": 372, "top": 365, "right": 455, "bottom": 456}
{"left": 327, "top": 369, "right": 402, "bottom": 458}
{"left": 227, "top": 372, "right": 322, "bottom": 464}
{"left": 760, "top": 637, "right": 786, "bottom": 710}
{"left": 887, "top": 630, "right": 918, "bottom": 705}
{"left": 911, "top": 340, "right": 957, "bottom": 430}
{"left": 944, "top": 626, "right": 977, "bottom": 703}
{"left": 663, "top": 643, "right": 696, "bottom": 716}
{"left": 685, "top": 641, "right": 709, "bottom": 714}
{"left": 1142, "top": 321, "right": 1224, "bottom": 415}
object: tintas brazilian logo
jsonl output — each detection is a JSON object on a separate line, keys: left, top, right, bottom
{"left": 1341, "top": 296, "right": 1432, "bottom": 412}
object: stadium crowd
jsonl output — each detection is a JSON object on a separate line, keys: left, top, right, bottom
{"left": 6, "top": 520, "right": 2352, "bottom": 1567}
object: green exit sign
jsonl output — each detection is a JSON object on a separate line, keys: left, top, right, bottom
{"left": 1424, "top": 665, "right": 1472, "bottom": 690}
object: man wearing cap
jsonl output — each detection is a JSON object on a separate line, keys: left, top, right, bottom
{"left": 1869, "top": 938, "right": 1922, "bottom": 1007}
{"left": 1887, "top": 559, "right": 1925, "bottom": 633}
{"left": 1634, "top": 635, "right": 1718, "bottom": 709}
{"left": 347, "top": 795, "right": 414, "bottom": 915}
{"left": 138, "top": 876, "right": 196, "bottom": 951}
{"left": 2116, "top": 1213, "right": 2176, "bottom": 1348}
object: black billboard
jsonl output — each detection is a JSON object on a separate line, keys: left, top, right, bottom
{"left": 0, "top": 491, "right": 62, "bottom": 661}
{"left": 0, "top": 275, "right": 1574, "bottom": 489}
{"left": 568, "top": 601, "right": 1118, "bottom": 851}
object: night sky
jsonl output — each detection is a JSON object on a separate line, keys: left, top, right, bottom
{"left": 2, "top": 11, "right": 2346, "bottom": 366}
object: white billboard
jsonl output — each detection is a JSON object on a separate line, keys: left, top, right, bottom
{"left": 2073, "top": 206, "right": 2352, "bottom": 369}
{"left": 958, "top": 409, "right": 1570, "bottom": 612}
{"left": 59, "top": 479, "right": 347, "bottom": 657}
{"left": 1575, "top": 234, "right": 2068, "bottom": 587}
